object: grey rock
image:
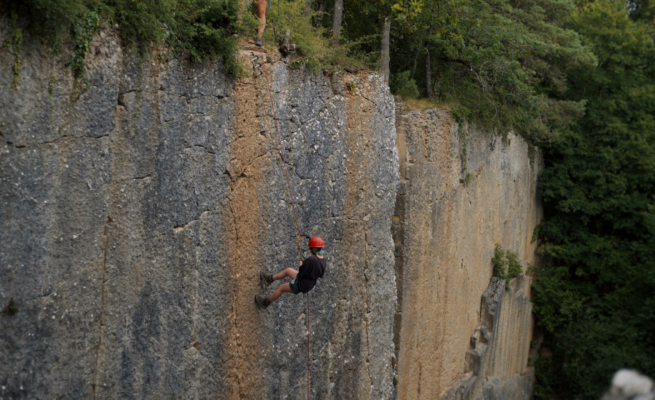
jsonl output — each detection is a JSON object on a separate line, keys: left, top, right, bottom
{"left": 1, "top": 20, "right": 543, "bottom": 400}
{"left": 392, "top": 107, "right": 541, "bottom": 400}
{"left": 0, "top": 26, "right": 397, "bottom": 400}
{"left": 442, "top": 277, "right": 535, "bottom": 400}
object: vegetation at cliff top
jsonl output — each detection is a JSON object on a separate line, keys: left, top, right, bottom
{"left": 260, "top": 0, "right": 369, "bottom": 72}
{"left": 2, "top": 0, "right": 255, "bottom": 75}
{"left": 263, "top": 0, "right": 600, "bottom": 142}
{"left": 2, "top": 0, "right": 595, "bottom": 141}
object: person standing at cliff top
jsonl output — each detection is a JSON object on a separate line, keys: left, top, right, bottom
{"left": 254, "top": 0, "right": 267, "bottom": 47}
{"left": 255, "top": 237, "right": 327, "bottom": 308}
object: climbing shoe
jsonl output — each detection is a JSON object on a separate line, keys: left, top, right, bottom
{"left": 260, "top": 271, "right": 274, "bottom": 286}
{"left": 255, "top": 36, "right": 263, "bottom": 47}
{"left": 255, "top": 295, "right": 271, "bottom": 309}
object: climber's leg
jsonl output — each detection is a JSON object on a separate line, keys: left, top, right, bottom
{"left": 273, "top": 267, "right": 298, "bottom": 281}
{"left": 256, "top": 0, "right": 267, "bottom": 41}
{"left": 255, "top": 294, "right": 271, "bottom": 308}
{"left": 268, "top": 282, "right": 293, "bottom": 302}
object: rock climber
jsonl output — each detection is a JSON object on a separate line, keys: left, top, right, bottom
{"left": 255, "top": 0, "right": 267, "bottom": 46}
{"left": 255, "top": 237, "right": 326, "bottom": 308}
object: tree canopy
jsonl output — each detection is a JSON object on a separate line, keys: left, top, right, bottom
{"left": 337, "top": 0, "right": 596, "bottom": 139}
{"left": 531, "top": 0, "right": 655, "bottom": 397}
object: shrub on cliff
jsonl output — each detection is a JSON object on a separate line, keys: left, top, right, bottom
{"left": 390, "top": 71, "right": 420, "bottom": 99}
{"left": 491, "top": 244, "right": 523, "bottom": 289}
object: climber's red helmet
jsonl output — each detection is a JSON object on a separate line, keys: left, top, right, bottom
{"left": 308, "top": 236, "right": 324, "bottom": 249}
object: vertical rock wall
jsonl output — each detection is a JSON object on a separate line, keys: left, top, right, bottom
{"left": 457, "top": 276, "right": 534, "bottom": 400}
{"left": 0, "top": 27, "right": 398, "bottom": 399}
{"left": 1, "top": 21, "right": 542, "bottom": 400}
{"left": 392, "top": 104, "right": 541, "bottom": 400}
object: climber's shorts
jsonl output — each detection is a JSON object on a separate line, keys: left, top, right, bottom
{"left": 289, "top": 278, "right": 300, "bottom": 295}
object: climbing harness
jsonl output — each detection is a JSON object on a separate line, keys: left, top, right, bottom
{"left": 250, "top": 52, "right": 311, "bottom": 400}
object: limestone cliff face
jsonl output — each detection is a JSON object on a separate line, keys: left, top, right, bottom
{"left": 0, "top": 28, "right": 398, "bottom": 399}
{"left": 1, "top": 24, "right": 541, "bottom": 400}
{"left": 392, "top": 105, "right": 541, "bottom": 400}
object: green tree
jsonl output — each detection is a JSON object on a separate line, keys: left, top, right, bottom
{"left": 532, "top": 0, "right": 655, "bottom": 397}
{"left": 389, "top": 0, "right": 595, "bottom": 140}
{"left": 338, "top": 0, "right": 428, "bottom": 80}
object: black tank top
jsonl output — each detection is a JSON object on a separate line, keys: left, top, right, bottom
{"left": 296, "top": 255, "right": 326, "bottom": 293}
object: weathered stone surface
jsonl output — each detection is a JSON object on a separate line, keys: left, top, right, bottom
{"left": 0, "top": 26, "right": 397, "bottom": 399}
{"left": 442, "top": 277, "right": 534, "bottom": 400}
{"left": 392, "top": 104, "right": 541, "bottom": 400}
{"left": 1, "top": 20, "right": 542, "bottom": 400}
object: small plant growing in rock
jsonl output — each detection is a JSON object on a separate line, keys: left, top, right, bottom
{"left": 506, "top": 249, "right": 522, "bottom": 279}
{"left": 68, "top": 11, "right": 100, "bottom": 80}
{"left": 66, "top": 11, "right": 100, "bottom": 102}
{"left": 492, "top": 244, "right": 523, "bottom": 290}
{"left": 290, "top": 58, "right": 305, "bottom": 69}
{"left": 6, "top": 14, "right": 23, "bottom": 89}
{"left": 492, "top": 245, "right": 507, "bottom": 278}
{"left": 463, "top": 172, "right": 474, "bottom": 187}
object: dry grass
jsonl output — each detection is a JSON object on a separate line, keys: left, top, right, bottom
{"left": 400, "top": 97, "right": 451, "bottom": 112}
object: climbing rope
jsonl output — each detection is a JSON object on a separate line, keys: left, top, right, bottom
{"left": 251, "top": 54, "right": 303, "bottom": 258}
{"left": 259, "top": 53, "right": 303, "bottom": 257}
{"left": 307, "top": 292, "right": 310, "bottom": 400}
{"left": 250, "top": 52, "right": 311, "bottom": 400}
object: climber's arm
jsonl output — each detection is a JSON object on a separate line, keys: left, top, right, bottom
{"left": 296, "top": 259, "right": 307, "bottom": 279}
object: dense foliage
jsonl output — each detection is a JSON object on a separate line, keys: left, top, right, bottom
{"left": 2, "top": 0, "right": 251, "bottom": 75}
{"left": 339, "top": 0, "right": 597, "bottom": 140}
{"left": 531, "top": 0, "right": 655, "bottom": 398}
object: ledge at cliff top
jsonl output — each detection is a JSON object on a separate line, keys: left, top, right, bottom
{"left": 0, "top": 27, "right": 398, "bottom": 399}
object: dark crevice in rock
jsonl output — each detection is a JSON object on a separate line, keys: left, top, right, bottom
{"left": 8, "top": 134, "right": 109, "bottom": 150}
{"left": 184, "top": 144, "right": 215, "bottom": 154}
